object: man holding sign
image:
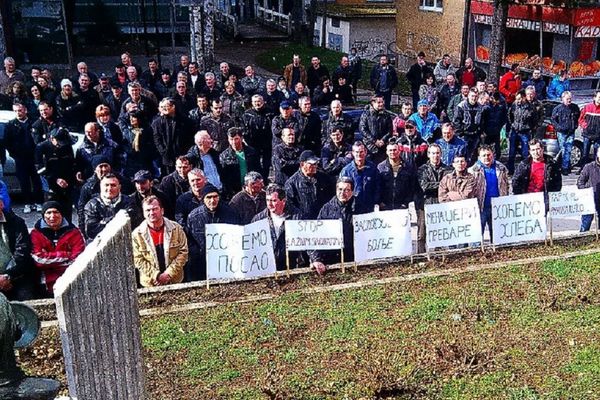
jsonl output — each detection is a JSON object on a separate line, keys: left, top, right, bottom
{"left": 512, "top": 139, "right": 562, "bottom": 205}
{"left": 578, "top": 146, "right": 600, "bottom": 231}
{"left": 310, "top": 177, "right": 362, "bottom": 275}
{"left": 252, "top": 184, "right": 304, "bottom": 270}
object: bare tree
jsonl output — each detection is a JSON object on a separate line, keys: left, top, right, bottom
{"left": 488, "top": 0, "right": 509, "bottom": 84}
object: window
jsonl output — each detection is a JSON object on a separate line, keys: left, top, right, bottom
{"left": 331, "top": 18, "right": 340, "bottom": 28}
{"left": 419, "top": 0, "right": 443, "bottom": 12}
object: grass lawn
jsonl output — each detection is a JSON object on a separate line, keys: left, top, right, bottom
{"left": 140, "top": 253, "right": 600, "bottom": 399}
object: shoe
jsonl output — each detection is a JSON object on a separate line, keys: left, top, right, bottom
{"left": 23, "top": 205, "right": 32, "bottom": 214}
{"left": 35, "top": 204, "right": 43, "bottom": 212}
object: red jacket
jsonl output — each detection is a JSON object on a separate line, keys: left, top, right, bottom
{"left": 31, "top": 220, "right": 85, "bottom": 294}
{"left": 578, "top": 102, "right": 600, "bottom": 130}
{"left": 499, "top": 71, "right": 522, "bottom": 104}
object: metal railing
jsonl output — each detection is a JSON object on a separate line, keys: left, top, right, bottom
{"left": 255, "top": 5, "right": 292, "bottom": 35}
{"left": 215, "top": 8, "right": 239, "bottom": 37}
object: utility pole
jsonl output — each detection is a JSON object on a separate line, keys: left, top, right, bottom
{"left": 488, "top": 0, "right": 509, "bottom": 84}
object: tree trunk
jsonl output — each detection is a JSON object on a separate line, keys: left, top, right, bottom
{"left": 488, "top": 0, "right": 509, "bottom": 84}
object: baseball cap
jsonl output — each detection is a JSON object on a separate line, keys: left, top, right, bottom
{"left": 280, "top": 101, "right": 291, "bottom": 109}
{"left": 133, "top": 170, "right": 152, "bottom": 183}
{"left": 299, "top": 150, "right": 319, "bottom": 164}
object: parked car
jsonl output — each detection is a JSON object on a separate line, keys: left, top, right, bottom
{"left": 0, "top": 110, "right": 84, "bottom": 194}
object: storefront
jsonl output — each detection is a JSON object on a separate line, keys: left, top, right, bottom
{"left": 470, "top": 1, "right": 600, "bottom": 90}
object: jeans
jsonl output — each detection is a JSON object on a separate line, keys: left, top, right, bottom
{"left": 484, "top": 133, "right": 502, "bottom": 161}
{"left": 582, "top": 137, "right": 600, "bottom": 165}
{"left": 507, "top": 129, "right": 531, "bottom": 174}
{"left": 481, "top": 206, "right": 493, "bottom": 239}
{"left": 581, "top": 213, "right": 596, "bottom": 232}
{"left": 14, "top": 158, "right": 44, "bottom": 205}
{"left": 462, "top": 135, "right": 481, "bottom": 164}
{"left": 557, "top": 132, "right": 574, "bottom": 171}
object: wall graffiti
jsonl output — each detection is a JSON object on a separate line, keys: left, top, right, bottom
{"left": 403, "top": 31, "right": 444, "bottom": 60}
{"left": 351, "top": 38, "right": 388, "bottom": 60}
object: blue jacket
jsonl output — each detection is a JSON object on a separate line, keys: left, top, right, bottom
{"left": 0, "top": 179, "right": 11, "bottom": 212}
{"left": 547, "top": 76, "right": 570, "bottom": 100}
{"left": 484, "top": 102, "right": 508, "bottom": 136}
{"left": 339, "top": 161, "right": 380, "bottom": 212}
{"left": 522, "top": 77, "right": 546, "bottom": 100}
{"left": 435, "top": 136, "right": 466, "bottom": 166}
{"left": 408, "top": 112, "right": 440, "bottom": 142}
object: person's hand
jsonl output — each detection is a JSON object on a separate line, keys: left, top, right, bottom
{"left": 0, "top": 274, "right": 13, "bottom": 292}
{"left": 56, "top": 178, "right": 69, "bottom": 188}
{"left": 311, "top": 262, "right": 327, "bottom": 276}
{"left": 157, "top": 272, "right": 171, "bottom": 285}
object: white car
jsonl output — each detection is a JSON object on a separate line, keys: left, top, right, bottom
{"left": 0, "top": 110, "right": 85, "bottom": 194}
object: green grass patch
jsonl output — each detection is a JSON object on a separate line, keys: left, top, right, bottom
{"left": 141, "top": 253, "right": 600, "bottom": 399}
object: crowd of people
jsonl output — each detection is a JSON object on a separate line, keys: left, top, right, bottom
{"left": 0, "top": 49, "right": 599, "bottom": 302}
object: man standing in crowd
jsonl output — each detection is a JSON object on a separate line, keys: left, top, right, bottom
{"left": 406, "top": 51, "right": 433, "bottom": 110}
{"left": 307, "top": 56, "right": 330, "bottom": 96}
{"left": 360, "top": 95, "right": 393, "bottom": 163}
{"left": 321, "top": 126, "right": 353, "bottom": 178}
{"left": 152, "top": 98, "right": 193, "bottom": 175}
{"left": 30, "top": 201, "right": 85, "bottom": 297}
{"left": 132, "top": 196, "right": 188, "bottom": 288}
{"left": 0, "top": 57, "right": 25, "bottom": 93}
{"left": 272, "top": 127, "right": 302, "bottom": 186}
{"left": 438, "top": 73, "right": 460, "bottom": 121}
{"left": 370, "top": 54, "right": 398, "bottom": 110}
{"left": 499, "top": 63, "right": 522, "bottom": 105}
{"left": 220, "top": 127, "right": 261, "bottom": 199}
{"left": 438, "top": 154, "right": 477, "bottom": 203}
{"left": 4, "top": 103, "right": 43, "bottom": 213}
{"left": 433, "top": 54, "right": 457, "bottom": 85}
{"left": 578, "top": 146, "right": 600, "bottom": 231}
{"left": 409, "top": 100, "right": 440, "bottom": 143}
{"left": 199, "top": 99, "right": 234, "bottom": 152}
{"left": 185, "top": 131, "right": 223, "bottom": 189}
{"left": 469, "top": 145, "right": 509, "bottom": 237}
{"left": 453, "top": 88, "right": 486, "bottom": 163}
{"left": 230, "top": 172, "right": 266, "bottom": 225}
{"left": 75, "top": 122, "right": 121, "bottom": 180}
{"left": 285, "top": 150, "right": 332, "bottom": 219}
{"left": 293, "top": 97, "right": 322, "bottom": 153}
{"left": 188, "top": 94, "right": 211, "bottom": 129}
{"left": 271, "top": 101, "right": 300, "bottom": 147}
{"left": 455, "top": 57, "right": 486, "bottom": 88}
{"left": 547, "top": 70, "right": 570, "bottom": 100}
{"left": 309, "top": 177, "right": 362, "bottom": 275}
{"left": 261, "top": 79, "right": 284, "bottom": 115}
{"left": 523, "top": 69, "right": 546, "bottom": 100}
{"left": 512, "top": 139, "right": 562, "bottom": 201}
{"left": 240, "top": 65, "right": 265, "bottom": 104}
{"left": 340, "top": 141, "right": 380, "bottom": 212}
{"left": 243, "top": 94, "right": 274, "bottom": 179}
{"left": 552, "top": 91, "right": 580, "bottom": 175}
{"left": 435, "top": 123, "right": 466, "bottom": 166}
{"left": 130, "top": 170, "right": 173, "bottom": 220}
{"left": 187, "top": 184, "right": 239, "bottom": 282}
{"left": 484, "top": 92, "right": 508, "bottom": 160}
{"left": 417, "top": 143, "right": 452, "bottom": 252}
{"left": 507, "top": 90, "right": 537, "bottom": 175}
{"left": 175, "top": 168, "right": 206, "bottom": 229}
{"left": 31, "top": 102, "right": 60, "bottom": 144}
{"left": 158, "top": 156, "right": 192, "bottom": 212}
{"left": 252, "top": 184, "right": 304, "bottom": 270}
{"left": 447, "top": 84, "right": 470, "bottom": 123}
{"left": 84, "top": 174, "right": 139, "bottom": 240}
{"left": 283, "top": 55, "right": 307, "bottom": 90}
{"left": 397, "top": 121, "right": 428, "bottom": 169}
{"left": 0, "top": 198, "right": 33, "bottom": 301}
{"left": 579, "top": 90, "right": 600, "bottom": 164}
{"left": 377, "top": 139, "right": 418, "bottom": 211}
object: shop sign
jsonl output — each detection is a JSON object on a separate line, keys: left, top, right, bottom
{"left": 543, "top": 22, "right": 569, "bottom": 35}
{"left": 574, "top": 8, "right": 600, "bottom": 27}
{"left": 506, "top": 18, "right": 540, "bottom": 31}
{"left": 575, "top": 26, "right": 600, "bottom": 38}
{"left": 473, "top": 14, "right": 492, "bottom": 25}
{"left": 474, "top": 14, "right": 568, "bottom": 35}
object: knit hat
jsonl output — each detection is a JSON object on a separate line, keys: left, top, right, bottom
{"left": 201, "top": 183, "right": 219, "bottom": 198}
{"left": 41, "top": 200, "right": 63, "bottom": 215}
{"left": 91, "top": 155, "right": 111, "bottom": 169}
{"left": 60, "top": 79, "right": 73, "bottom": 89}
{"left": 417, "top": 99, "right": 428, "bottom": 107}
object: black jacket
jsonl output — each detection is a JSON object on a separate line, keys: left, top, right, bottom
{"left": 417, "top": 162, "right": 452, "bottom": 206}
{"left": 199, "top": 114, "right": 234, "bottom": 153}
{"left": 229, "top": 190, "right": 266, "bottom": 225}
{"left": 152, "top": 114, "right": 194, "bottom": 168}
{"left": 405, "top": 63, "right": 433, "bottom": 91}
{"left": 512, "top": 155, "right": 562, "bottom": 199}
{"left": 4, "top": 118, "right": 35, "bottom": 161}
{"left": 578, "top": 160, "right": 600, "bottom": 208}
{"left": 83, "top": 194, "right": 139, "bottom": 240}
{"left": 242, "top": 107, "right": 273, "bottom": 150}
{"left": 251, "top": 204, "right": 304, "bottom": 270}
{"left": 185, "top": 145, "right": 222, "bottom": 173}
{"left": 31, "top": 117, "right": 61, "bottom": 145}
{"left": 159, "top": 171, "right": 191, "bottom": 211}
{"left": 359, "top": 105, "right": 393, "bottom": 156}
{"left": 322, "top": 112, "right": 355, "bottom": 144}
{"left": 508, "top": 102, "right": 537, "bottom": 132}
{"left": 320, "top": 141, "right": 352, "bottom": 177}
{"left": 272, "top": 144, "right": 302, "bottom": 186}
{"left": 551, "top": 103, "right": 581, "bottom": 135}
{"left": 453, "top": 100, "right": 487, "bottom": 137}
{"left": 130, "top": 188, "right": 174, "bottom": 221}
{"left": 34, "top": 140, "right": 76, "bottom": 193}
{"left": 219, "top": 145, "right": 261, "bottom": 199}
{"left": 0, "top": 211, "right": 33, "bottom": 285}
{"left": 271, "top": 114, "right": 301, "bottom": 147}
{"left": 293, "top": 110, "right": 322, "bottom": 153}
{"left": 284, "top": 170, "right": 333, "bottom": 219}
{"left": 377, "top": 159, "right": 419, "bottom": 210}
{"left": 175, "top": 191, "right": 202, "bottom": 229}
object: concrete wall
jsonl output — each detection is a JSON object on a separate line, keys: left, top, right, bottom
{"left": 349, "top": 17, "right": 395, "bottom": 61}
{"left": 315, "top": 16, "right": 351, "bottom": 52}
{"left": 395, "top": 0, "right": 466, "bottom": 64}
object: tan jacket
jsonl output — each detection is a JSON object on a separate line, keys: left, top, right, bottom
{"left": 283, "top": 63, "right": 307, "bottom": 89}
{"left": 132, "top": 218, "right": 188, "bottom": 287}
{"left": 468, "top": 161, "right": 509, "bottom": 209}
{"left": 438, "top": 170, "right": 478, "bottom": 203}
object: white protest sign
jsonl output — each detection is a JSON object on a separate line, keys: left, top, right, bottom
{"left": 206, "top": 219, "right": 277, "bottom": 280}
{"left": 549, "top": 186, "right": 595, "bottom": 218}
{"left": 353, "top": 209, "right": 412, "bottom": 263}
{"left": 491, "top": 192, "right": 546, "bottom": 245}
{"left": 285, "top": 220, "right": 344, "bottom": 250}
{"left": 425, "top": 198, "right": 482, "bottom": 249}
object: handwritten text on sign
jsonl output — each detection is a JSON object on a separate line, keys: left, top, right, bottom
{"left": 491, "top": 192, "right": 546, "bottom": 245}
{"left": 549, "top": 186, "right": 595, "bottom": 218}
{"left": 206, "top": 220, "right": 277, "bottom": 280}
{"left": 285, "top": 220, "right": 344, "bottom": 250}
{"left": 425, "top": 198, "right": 482, "bottom": 249}
{"left": 353, "top": 209, "right": 412, "bottom": 263}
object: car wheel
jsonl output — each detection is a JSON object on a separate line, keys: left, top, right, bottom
{"left": 571, "top": 141, "right": 583, "bottom": 168}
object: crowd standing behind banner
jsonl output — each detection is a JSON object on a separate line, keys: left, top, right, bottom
{"left": 0, "top": 51, "right": 599, "bottom": 300}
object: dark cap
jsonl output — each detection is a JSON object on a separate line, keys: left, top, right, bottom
{"left": 109, "top": 79, "right": 122, "bottom": 89}
{"left": 133, "top": 170, "right": 152, "bottom": 182}
{"left": 280, "top": 100, "right": 291, "bottom": 109}
{"left": 99, "top": 73, "right": 109, "bottom": 80}
{"left": 49, "top": 127, "right": 72, "bottom": 146}
{"left": 404, "top": 121, "right": 415, "bottom": 129}
{"left": 91, "top": 155, "right": 111, "bottom": 169}
{"left": 161, "top": 68, "right": 171, "bottom": 75}
{"left": 41, "top": 200, "right": 63, "bottom": 216}
{"left": 277, "top": 75, "right": 286, "bottom": 82}
{"left": 201, "top": 183, "right": 219, "bottom": 198}
{"left": 299, "top": 150, "right": 319, "bottom": 164}
{"left": 418, "top": 51, "right": 426, "bottom": 58}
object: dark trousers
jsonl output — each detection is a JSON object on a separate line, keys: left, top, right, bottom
{"left": 14, "top": 158, "right": 43, "bottom": 205}
{"left": 377, "top": 90, "right": 392, "bottom": 110}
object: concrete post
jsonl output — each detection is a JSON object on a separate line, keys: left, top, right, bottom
{"left": 54, "top": 211, "right": 146, "bottom": 400}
